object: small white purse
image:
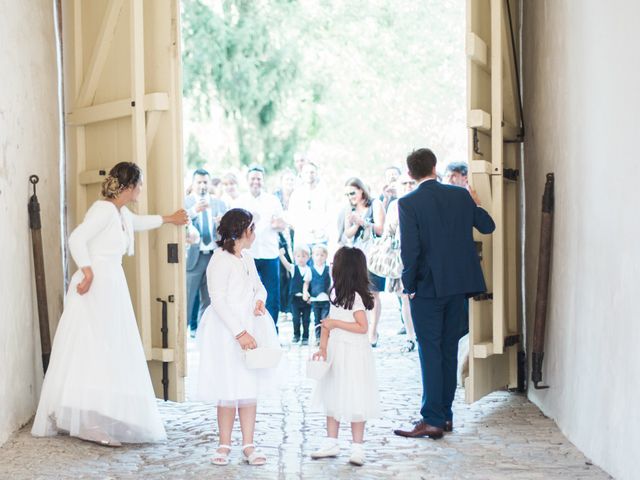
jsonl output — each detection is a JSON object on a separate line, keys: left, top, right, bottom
{"left": 306, "top": 359, "right": 331, "bottom": 380}
{"left": 243, "top": 347, "right": 283, "bottom": 369}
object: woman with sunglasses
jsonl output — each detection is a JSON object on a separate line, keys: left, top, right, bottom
{"left": 195, "top": 208, "right": 282, "bottom": 467}
{"left": 342, "top": 177, "right": 386, "bottom": 347}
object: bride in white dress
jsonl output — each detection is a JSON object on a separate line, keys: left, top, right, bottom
{"left": 195, "top": 208, "right": 282, "bottom": 466}
{"left": 31, "top": 162, "right": 188, "bottom": 446}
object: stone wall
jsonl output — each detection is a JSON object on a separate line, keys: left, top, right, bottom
{"left": 523, "top": 2, "right": 640, "bottom": 479}
{"left": 0, "top": 0, "right": 63, "bottom": 445}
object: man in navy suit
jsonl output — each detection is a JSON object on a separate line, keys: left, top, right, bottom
{"left": 393, "top": 148, "right": 495, "bottom": 439}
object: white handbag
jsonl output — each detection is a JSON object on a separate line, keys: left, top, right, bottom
{"left": 306, "top": 359, "right": 331, "bottom": 380}
{"left": 243, "top": 347, "right": 283, "bottom": 369}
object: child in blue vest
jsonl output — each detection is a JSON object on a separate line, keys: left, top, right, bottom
{"left": 280, "top": 245, "right": 312, "bottom": 344}
{"left": 304, "top": 244, "right": 332, "bottom": 346}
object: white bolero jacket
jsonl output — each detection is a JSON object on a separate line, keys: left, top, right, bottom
{"left": 205, "top": 248, "right": 268, "bottom": 337}
{"left": 68, "top": 200, "right": 162, "bottom": 267}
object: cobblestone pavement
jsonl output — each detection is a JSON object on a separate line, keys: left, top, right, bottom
{"left": 0, "top": 294, "right": 610, "bottom": 479}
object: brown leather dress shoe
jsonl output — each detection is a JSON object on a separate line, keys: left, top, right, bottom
{"left": 394, "top": 421, "right": 444, "bottom": 439}
{"left": 444, "top": 421, "right": 453, "bottom": 433}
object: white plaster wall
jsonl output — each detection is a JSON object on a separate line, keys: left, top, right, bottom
{"left": 523, "top": 2, "right": 640, "bottom": 479}
{"left": 0, "top": 0, "right": 63, "bottom": 445}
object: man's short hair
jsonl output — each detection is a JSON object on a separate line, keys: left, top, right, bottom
{"left": 247, "top": 164, "right": 265, "bottom": 176}
{"left": 192, "top": 168, "right": 210, "bottom": 179}
{"left": 406, "top": 148, "right": 437, "bottom": 179}
{"left": 446, "top": 162, "right": 468, "bottom": 176}
{"left": 385, "top": 165, "right": 402, "bottom": 175}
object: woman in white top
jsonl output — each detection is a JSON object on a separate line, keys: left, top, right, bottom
{"left": 195, "top": 208, "right": 282, "bottom": 466}
{"left": 311, "top": 246, "right": 380, "bottom": 466}
{"left": 31, "top": 162, "right": 188, "bottom": 446}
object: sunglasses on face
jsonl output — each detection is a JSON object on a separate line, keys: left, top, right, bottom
{"left": 248, "top": 223, "right": 256, "bottom": 232}
{"left": 401, "top": 181, "right": 416, "bottom": 186}
{"left": 345, "top": 191, "right": 357, "bottom": 197}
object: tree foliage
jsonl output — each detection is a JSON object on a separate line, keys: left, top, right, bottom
{"left": 181, "top": 0, "right": 465, "bottom": 178}
{"left": 182, "top": 0, "right": 320, "bottom": 170}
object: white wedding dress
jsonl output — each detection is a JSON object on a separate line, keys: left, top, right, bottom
{"left": 31, "top": 200, "right": 167, "bottom": 443}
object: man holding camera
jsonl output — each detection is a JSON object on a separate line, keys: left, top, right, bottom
{"left": 185, "top": 168, "right": 228, "bottom": 337}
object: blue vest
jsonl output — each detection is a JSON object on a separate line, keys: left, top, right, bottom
{"left": 289, "top": 265, "right": 306, "bottom": 298}
{"left": 309, "top": 265, "right": 331, "bottom": 298}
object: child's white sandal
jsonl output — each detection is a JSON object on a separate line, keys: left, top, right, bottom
{"left": 242, "top": 443, "right": 267, "bottom": 466}
{"left": 211, "top": 444, "right": 231, "bottom": 466}
{"left": 349, "top": 443, "right": 365, "bottom": 466}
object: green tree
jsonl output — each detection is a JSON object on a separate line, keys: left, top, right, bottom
{"left": 185, "top": 133, "right": 206, "bottom": 169}
{"left": 181, "top": 0, "right": 321, "bottom": 170}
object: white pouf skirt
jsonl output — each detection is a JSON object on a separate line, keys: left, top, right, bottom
{"left": 311, "top": 330, "right": 380, "bottom": 422}
{"left": 195, "top": 307, "right": 283, "bottom": 406}
{"left": 31, "top": 258, "right": 167, "bottom": 443}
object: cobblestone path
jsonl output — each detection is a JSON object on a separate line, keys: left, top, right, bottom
{"left": 0, "top": 295, "right": 610, "bottom": 479}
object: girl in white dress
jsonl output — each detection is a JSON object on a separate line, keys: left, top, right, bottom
{"left": 310, "top": 246, "right": 380, "bottom": 466}
{"left": 196, "top": 208, "right": 282, "bottom": 466}
{"left": 31, "top": 162, "right": 188, "bottom": 446}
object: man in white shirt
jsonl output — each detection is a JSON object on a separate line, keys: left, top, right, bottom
{"left": 286, "top": 162, "right": 331, "bottom": 250}
{"left": 232, "top": 165, "right": 286, "bottom": 327}
{"left": 185, "top": 168, "right": 228, "bottom": 336}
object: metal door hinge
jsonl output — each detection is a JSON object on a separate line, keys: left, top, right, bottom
{"left": 473, "top": 293, "right": 493, "bottom": 301}
{"left": 503, "top": 168, "right": 520, "bottom": 181}
{"left": 504, "top": 334, "right": 520, "bottom": 348}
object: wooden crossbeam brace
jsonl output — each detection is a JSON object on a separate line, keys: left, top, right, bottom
{"left": 75, "top": 0, "right": 125, "bottom": 107}
{"left": 67, "top": 92, "right": 169, "bottom": 126}
{"left": 466, "top": 32, "right": 490, "bottom": 73}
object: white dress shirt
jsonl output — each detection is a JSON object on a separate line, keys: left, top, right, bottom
{"left": 286, "top": 184, "right": 331, "bottom": 248}
{"left": 232, "top": 191, "right": 283, "bottom": 259}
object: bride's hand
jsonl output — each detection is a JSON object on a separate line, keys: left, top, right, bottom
{"left": 76, "top": 267, "right": 94, "bottom": 295}
{"left": 163, "top": 209, "right": 189, "bottom": 226}
{"left": 254, "top": 300, "right": 266, "bottom": 316}
{"left": 237, "top": 331, "right": 257, "bottom": 350}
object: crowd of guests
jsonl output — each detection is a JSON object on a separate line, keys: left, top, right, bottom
{"left": 184, "top": 156, "right": 470, "bottom": 351}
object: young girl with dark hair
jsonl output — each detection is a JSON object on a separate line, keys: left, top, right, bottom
{"left": 196, "top": 208, "right": 282, "bottom": 467}
{"left": 310, "top": 246, "right": 380, "bottom": 466}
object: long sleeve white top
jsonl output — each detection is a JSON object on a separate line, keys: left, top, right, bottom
{"left": 206, "top": 248, "right": 268, "bottom": 337}
{"left": 68, "top": 200, "right": 162, "bottom": 267}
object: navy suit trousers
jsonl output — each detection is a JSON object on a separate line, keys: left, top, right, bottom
{"left": 254, "top": 257, "right": 281, "bottom": 329}
{"left": 410, "top": 294, "right": 465, "bottom": 427}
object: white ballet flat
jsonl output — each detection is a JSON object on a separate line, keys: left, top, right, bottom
{"left": 211, "top": 445, "right": 231, "bottom": 466}
{"left": 242, "top": 443, "right": 267, "bottom": 466}
{"left": 349, "top": 443, "right": 365, "bottom": 466}
{"left": 311, "top": 439, "right": 340, "bottom": 459}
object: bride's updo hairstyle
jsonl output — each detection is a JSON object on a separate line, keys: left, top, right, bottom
{"left": 217, "top": 208, "right": 254, "bottom": 253}
{"left": 101, "top": 162, "right": 142, "bottom": 198}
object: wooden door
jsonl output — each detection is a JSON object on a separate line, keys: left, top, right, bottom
{"left": 465, "top": 0, "right": 522, "bottom": 402}
{"left": 61, "top": 0, "right": 186, "bottom": 401}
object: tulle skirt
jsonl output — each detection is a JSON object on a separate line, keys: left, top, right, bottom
{"left": 195, "top": 305, "right": 283, "bottom": 407}
{"left": 311, "top": 330, "right": 380, "bottom": 422}
{"left": 31, "top": 257, "right": 166, "bottom": 443}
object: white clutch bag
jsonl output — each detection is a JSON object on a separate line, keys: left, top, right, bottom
{"left": 306, "top": 359, "right": 331, "bottom": 380}
{"left": 243, "top": 347, "right": 283, "bottom": 369}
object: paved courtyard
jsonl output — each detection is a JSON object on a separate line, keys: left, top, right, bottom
{"left": 0, "top": 295, "right": 610, "bottom": 479}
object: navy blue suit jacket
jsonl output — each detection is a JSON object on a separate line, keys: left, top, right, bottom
{"left": 398, "top": 179, "right": 495, "bottom": 299}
